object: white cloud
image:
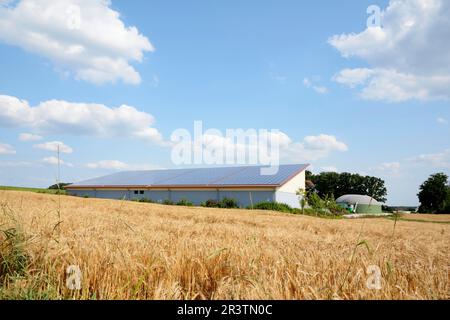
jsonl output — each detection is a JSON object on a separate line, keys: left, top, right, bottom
{"left": 0, "top": 143, "right": 16, "bottom": 155}
{"left": 270, "top": 73, "right": 287, "bottom": 84}
{"left": 0, "top": 158, "right": 74, "bottom": 167}
{"left": 19, "top": 133, "right": 43, "bottom": 141}
{"left": 34, "top": 141, "right": 73, "bottom": 154}
{"left": 437, "top": 117, "right": 448, "bottom": 125}
{"left": 372, "top": 161, "right": 401, "bottom": 175}
{"left": 0, "top": 94, "right": 164, "bottom": 145}
{"left": 329, "top": 0, "right": 450, "bottom": 101}
{"left": 284, "top": 134, "right": 348, "bottom": 162}
{"left": 380, "top": 162, "right": 401, "bottom": 171}
{"left": 333, "top": 68, "right": 450, "bottom": 102}
{"left": 313, "top": 86, "right": 329, "bottom": 94}
{"left": 42, "top": 156, "right": 73, "bottom": 167}
{"left": 0, "top": 160, "right": 34, "bottom": 167}
{"left": 320, "top": 166, "right": 338, "bottom": 173}
{"left": 303, "top": 134, "right": 348, "bottom": 152}
{"left": 85, "top": 160, "right": 160, "bottom": 171}
{"left": 132, "top": 127, "right": 165, "bottom": 145}
{"left": 303, "top": 78, "right": 312, "bottom": 87}
{"left": 0, "top": 95, "right": 30, "bottom": 127}
{"left": 372, "top": 150, "right": 450, "bottom": 176}
{"left": 0, "top": 0, "right": 154, "bottom": 84}
{"left": 303, "top": 77, "right": 329, "bottom": 94}
{"left": 85, "top": 160, "right": 128, "bottom": 170}
{"left": 332, "top": 68, "right": 373, "bottom": 88}
{"left": 408, "top": 149, "right": 450, "bottom": 169}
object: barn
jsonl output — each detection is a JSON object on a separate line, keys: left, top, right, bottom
{"left": 65, "top": 164, "right": 309, "bottom": 208}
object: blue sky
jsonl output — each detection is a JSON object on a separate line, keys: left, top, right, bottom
{"left": 0, "top": 0, "right": 449, "bottom": 205}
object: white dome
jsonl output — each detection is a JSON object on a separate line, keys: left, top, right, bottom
{"left": 336, "top": 194, "right": 382, "bottom": 206}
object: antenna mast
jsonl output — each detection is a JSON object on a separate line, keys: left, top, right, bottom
{"left": 57, "top": 144, "right": 61, "bottom": 189}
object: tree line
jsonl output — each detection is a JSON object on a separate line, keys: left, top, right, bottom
{"left": 306, "top": 171, "right": 387, "bottom": 203}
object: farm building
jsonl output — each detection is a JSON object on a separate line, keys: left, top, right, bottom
{"left": 66, "top": 164, "right": 309, "bottom": 208}
{"left": 336, "top": 194, "right": 383, "bottom": 214}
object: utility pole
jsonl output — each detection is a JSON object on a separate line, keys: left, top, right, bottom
{"left": 54, "top": 143, "right": 62, "bottom": 224}
{"left": 57, "top": 143, "right": 61, "bottom": 190}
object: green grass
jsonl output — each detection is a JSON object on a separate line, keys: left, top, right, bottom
{"left": 0, "top": 186, "right": 66, "bottom": 195}
{"left": 384, "top": 216, "right": 450, "bottom": 225}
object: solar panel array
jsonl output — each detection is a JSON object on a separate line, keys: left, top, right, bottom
{"left": 69, "top": 164, "right": 308, "bottom": 187}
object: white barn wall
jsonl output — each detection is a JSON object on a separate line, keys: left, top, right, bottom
{"left": 274, "top": 171, "right": 305, "bottom": 208}
{"left": 68, "top": 188, "right": 278, "bottom": 208}
{"left": 275, "top": 191, "right": 300, "bottom": 208}
{"left": 277, "top": 171, "right": 305, "bottom": 193}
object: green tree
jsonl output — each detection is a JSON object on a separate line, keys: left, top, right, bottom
{"left": 48, "top": 183, "right": 72, "bottom": 190}
{"left": 296, "top": 188, "right": 308, "bottom": 214}
{"left": 305, "top": 170, "right": 314, "bottom": 181}
{"left": 361, "top": 176, "right": 387, "bottom": 203}
{"left": 418, "top": 173, "right": 449, "bottom": 213}
{"left": 312, "top": 172, "right": 340, "bottom": 198}
{"left": 310, "top": 172, "right": 387, "bottom": 203}
{"left": 308, "top": 192, "right": 325, "bottom": 210}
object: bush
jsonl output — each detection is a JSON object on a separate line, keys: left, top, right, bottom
{"left": 138, "top": 198, "right": 155, "bottom": 203}
{"left": 201, "top": 198, "right": 239, "bottom": 209}
{"left": 176, "top": 199, "right": 194, "bottom": 207}
{"left": 251, "top": 202, "right": 293, "bottom": 213}
{"left": 308, "top": 192, "right": 325, "bottom": 210}
{"left": 305, "top": 192, "right": 347, "bottom": 215}
{"left": 326, "top": 203, "right": 347, "bottom": 215}
{"left": 219, "top": 198, "right": 239, "bottom": 209}
{"left": 203, "top": 199, "right": 220, "bottom": 208}
{"left": 48, "top": 183, "right": 72, "bottom": 190}
{"left": 298, "top": 208, "right": 343, "bottom": 219}
{"left": 163, "top": 199, "right": 174, "bottom": 205}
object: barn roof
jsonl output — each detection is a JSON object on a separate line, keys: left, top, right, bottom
{"left": 67, "top": 164, "right": 309, "bottom": 189}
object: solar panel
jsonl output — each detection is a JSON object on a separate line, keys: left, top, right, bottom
{"left": 215, "top": 164, "right": 304, "bottom": 186}
{"left": 69, "top": 164, "right": 308, "bottom": 187}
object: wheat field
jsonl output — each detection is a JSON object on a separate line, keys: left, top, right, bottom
{"left": 0, "top": 190, "right": 448, "bottom": 300}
